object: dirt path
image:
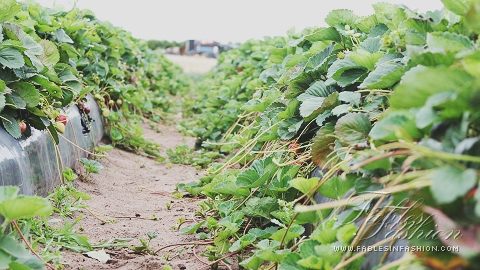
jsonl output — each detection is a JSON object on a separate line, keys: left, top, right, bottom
{"left": 60, "top": 120, "right": 210, "bottom": 269}
{"left": 165, "top": 54, "right": 217, "bottom": 74}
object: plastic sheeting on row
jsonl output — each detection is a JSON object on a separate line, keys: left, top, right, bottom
{"left": 0, "top": 95, "right": 103, "bottom": 196}
{"left": 309, "top": 168, "right": 408, "bottom": 270}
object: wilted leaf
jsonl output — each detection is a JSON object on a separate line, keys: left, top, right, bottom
{"left": 84, "top": 250, "right": 110, "bottom": 263}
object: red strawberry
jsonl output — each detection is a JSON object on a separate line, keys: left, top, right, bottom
{"left": 84, "top": 107, "right": 91, "bottom": 114}
{"left": 57, "top": 115, "right": 68, "bottom": 126}
{"left": 18, "top": 121, "right": 26, "bottom": 133}
{"left": 289, "top": 142, "right": 300, "bottom": 154}
{"left": 465, "top": 188, "right": 477, "bottom": 200}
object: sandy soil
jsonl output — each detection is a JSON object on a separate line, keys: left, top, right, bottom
{"left": 59, "top": 120, "right": 217, "bottom": 270}
{"left": 165, "top": 55, "right": 217, "bottom": 74}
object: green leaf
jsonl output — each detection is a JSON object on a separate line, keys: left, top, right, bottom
{"left": 215, "top": 230, "right": 233, "bottom": 253}
{"left": 336, "top": 223, "right": 357, "bottom": 244}
{"left": 298, "top": 81, "right": 335, "bottom": 102}
{"left": 9, "top": 82, "right": 40, "bottom": 108}
{"left": 390, "top": 66, "right": 473, "bottom": 109}
{"left": 5, "top": 91, "right": 26, "bottom": 109}
{"left": 242, "top": 197, "right": 278, "bottom": 218}
{"left": 239, "top": 255, "right": 263, "bottom": 269}
{"left": 316, "top": 110, "right": 332, "bottom": 126}
{"left": 110, "top": 128, "right": 123, "bottom": 141}
{"left": 305, "top": 43, "right": 335, "bottom": 74}
{"left": 359, "top": 36, "right": 382, "bottom": 53}
{"left": 31, "top": 75, "right": 62, "bottom": 98}
{"left": 427, "top": 32, "right": 474, "bottom": 53}
{"left": 441, "top": 0, "right": 469, "bottom": 15}
{"left": 355, "top": 15, "right": 380, "bottom": 34}
{"left": 0, "top": 93, "right": 5, "bottom": 112}
{"left": 349, "top": 50, "right": 384, "bottom": 71}
{"left": 235, "top": 157, "right": 278, "bottom": 188}
{"left": 305, "top": 27, "right": 341, "bottom": 43}
{"left": 80, "top": 158, "right": 103, "bottom": 173}
{"left": 62, "top": 167, "right": 78, "bottom": 182}
{"left": 325, "top": 9, "right": 358, "bottom": 27}
{"left": 229, "top": 234, "right": 256, "bottom": 252}
{"left": 256, "top": 249, "right": 290, "bottom": 262}
{"left": 289, "top": 177, "right": 320, "bottom": 196}
{"left": 14, "top": 66, "right": 38, "bottom": 79}
{"left": 299, "top": 240, "right": 318, "bottom": 258}
{"left": 0, "top": 236, "right": 44, "bottom": 270}
{"left": 212, "top": 180, "right": 250, "bottom": 197}
{"left": 0, "top": 0, "right": 21, "bottom": 23}
{"left": 300, "top": 92, "right": 339, "bottom": 120}
{"left": 179, "top": 221, "right": 205, "bottom": 234}
{"left": 280, "top": 253, "right": 309, "bottom": 270}
{"left": 327, "top": 58, "right": 365, "bottom": 80}
{"left": 1, "top": 114, "right": 21, "bottom": 139}
{"left": 24, "top": 51, "right": 44, "bottom": 71}
{"left": 285, "top": 54, "right": 308, "bottom": 69}
{"left": 335, "top": 113, "right": 371, "bottom": 145}
{"left": 298, "top": 256, "right": 325, "bottom": 269}
{"left": 0, "top": 196, "right": 53, "bottom": 222}
{"left": 55, "top": 28, "right": 74, "bottom": 43}
{"left": 318, "top": 174, "right": 355, "bottom": 199}
{"left": 407, "top": 45, "right": 456, "bottom": 67}
{"left": 415, "top": 106, "right": 441, "bottom": 129}
{"left": 0, "top": 186, "right": 19, "bottom": 203}
{"left": 277, "top": 99, "right": 299, "bottom": 119}
{"left": 278, "top": 117, "right": 303, "bottom": 140}
{"left": 38, "top": 40, "right": 60, "bottom": 69}
{"left": 359, "top": 62, "right": 406, "bottom": 89}
{"left": 431, "top": 167, "right": 477, "bottom": 204}
{"left": 248, "top": 227, "right": 278, "bottom": 239}
{"left": 0, "top": 47, "right": 24, "bottom": 69}
{"left": 369, "top": 110, "right": 422, "bottom": 141}
{"left": 314, "top": 244, "right": 343, "bottom": 264}
{"left": 337, "top": 69, "right": 367, "bottom": 87}
{"left": 299, "top": 97, "right": 324, "bottom": 118}
{"left": 373, "top": 2, "right": 407, "bottom": 30}
{"left": 310, "top": 220, "right": 338, "bottom": 244}
{"left": 405, "top": 18, "right": 433, "bottom": 35}
{"left": 466, "top": 2, "right": 480, "bottom": 33}
{"left": 270, "top": 225, "right": 305, "bottom": 245}
{"left": 331, "top": 104, "right": 349, "bottom": 117}
{"left": 269, "top": 47, "right": 287, "bottom": 64}
{"left": 338, "top": 92, "right": 361, "bottom": 107}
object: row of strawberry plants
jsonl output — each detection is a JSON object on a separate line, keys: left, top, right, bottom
{"left": 182, "top": 1, "right": 480, "bottom": 269}
{"left": 0, "top": 1, "right": 189, "bottom": 269}
{"left": 0, "top": 0, "right": 189, "bottom": 156}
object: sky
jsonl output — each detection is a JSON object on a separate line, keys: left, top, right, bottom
{"left": 34, "top": 0, "right": 445, "bottom": 44}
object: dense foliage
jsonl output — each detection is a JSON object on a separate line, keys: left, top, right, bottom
{"left": 147, "top": 39, "right": 183, "bottom": 51}
{"left": 0, "top": 0, "right": 189, "bottom": 268}
{"left": 0, "top": 0, "right": 189, "bottom": 156}
{"left": 181, "top": 0, "right": 480, "bottom": 269}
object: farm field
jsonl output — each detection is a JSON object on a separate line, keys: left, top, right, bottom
{"left": 1, "top": 0, "right": 480, "bottom": 270}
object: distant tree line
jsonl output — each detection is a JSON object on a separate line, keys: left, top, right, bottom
{"left": 147, "top": 40, "right": 183, "bottom": 50}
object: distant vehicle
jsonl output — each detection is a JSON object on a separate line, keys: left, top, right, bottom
{"left": 184, "top": 40, "right": 221, "bottom": 58}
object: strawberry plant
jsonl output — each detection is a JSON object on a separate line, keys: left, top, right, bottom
{"left": 0, "top": 186, "right": 53, "bottom": 269}
{"left": 182, "top": 1, "right": 480, "bottom": 269}
{"left": 0, "top": 0, "right": 189, "bottom": 157}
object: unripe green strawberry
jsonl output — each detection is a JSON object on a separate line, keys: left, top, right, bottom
{"left": 102, "top": 108, "right": 110, "bottom": 117}
{"left": 54, "top": 121, "right": 65, "bottom": 134}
